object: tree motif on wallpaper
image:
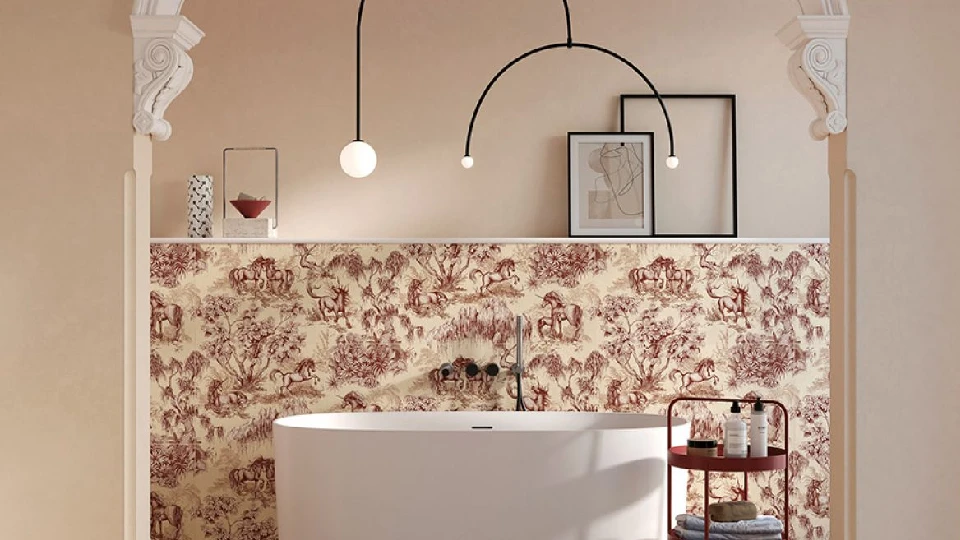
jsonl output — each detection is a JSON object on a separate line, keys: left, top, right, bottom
{"left": 525, "top": 351, "right": 605, "bottom": 411}
{"left": 526, "top": 243, "right": 609, "bottom": 287}
{"left": 432, "top": 298, "right": 529, "bottom": 367}
{"left": 403, "top": 243, "right": 501, "bottom": 291}
{"left": 597, "top": 295, "right": 706, "bottom": 393}
{"left": 329, "top": 331, "right": 410, "bottom": 388}
{"left": 151, "top": 350, "right": 217, "bottom": 488}
{"left": 196, "top": 296, "right": 305, "bottom": 391}
{"left": 149, "top": 242, "right": 830, "bottom": 540}
{"left": 151, "top": 244, "right": 212, "bottom": 288}
{"left": 199, "top": 495, "right": 279, "bottom": 540}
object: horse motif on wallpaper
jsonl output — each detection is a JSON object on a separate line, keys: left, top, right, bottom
{"left": 629, "top": 256, "right": 695, "bottom": 293}
{"left": 150, "top": 492, "right": 183, "bottom": 539}
{"left": 407, "top": 278, "right": 448, "bottom": 311}
{"left": 670, "top": 358, "right": 721, "bottom": 393}
{"left": 271, "top": 359, "right": 318, "bottom": 395}
{"left": 150, "top": 291, "right": 183, "bottom": 340}
{"left": 537, "top": 291, "right": 583, "bottom": 340}
{"left": 229, "top": 457, "right": 275, "bottom": 494}
{"left": 708, "top": 281, "right": 751, "bottom": 328}
{"left": 471, "top": 258, "right": 520, "bottom": 294}
{"left": 149, "top": 242, "right": 830, "bottom": 540}
{"left": 229, "top": 257, "right": 294, "bottom": 293}
{"left": 307, "top": 282, "right": 351, "bottom": 327}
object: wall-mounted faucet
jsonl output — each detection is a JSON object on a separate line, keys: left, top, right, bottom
{"left": 512, "top": 315, "right": 527, "bottom": 411}
{"left": 466, "top": 362, "right": 500, "bottom": 378}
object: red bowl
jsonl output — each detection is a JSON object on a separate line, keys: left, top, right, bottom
{"left": 230, "top": 200, "right": 272, "bottom": 219}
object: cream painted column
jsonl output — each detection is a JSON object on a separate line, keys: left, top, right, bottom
{"left": 779, "top": 5, "right": 854, "bottom": 540}
{"left": 127, "top": 4, "right": 202, "bottom": 540}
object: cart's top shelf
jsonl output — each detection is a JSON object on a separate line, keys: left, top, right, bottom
{"left": 669, "top": 445, "right": 787, "bottom": 472}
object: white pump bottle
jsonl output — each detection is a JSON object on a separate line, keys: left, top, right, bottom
{"left": 723, "top": 401, "right": 748, "bottom": 458}
{"left": 749, "top": 398, "right": 768, "bottom": 458}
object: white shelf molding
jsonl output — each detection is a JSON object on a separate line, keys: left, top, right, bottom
{"left": 779, "top": 13, "right": 850, "bottom": 141}
{"left": 131, "top": 13, "right": 203, "bottom": 141}
{"left": 150, "top": 237, "right": 831, "bottom": 246}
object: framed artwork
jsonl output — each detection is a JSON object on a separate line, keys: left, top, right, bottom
{"left": 568, "top": 132, "right": 655, "bottom": 238}
{"left": 619, "top": 93, "right": 738, "bottom": 238}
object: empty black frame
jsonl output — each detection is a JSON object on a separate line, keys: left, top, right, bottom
{"left": 619, "top": 93, "right": 738, "bottom": 238}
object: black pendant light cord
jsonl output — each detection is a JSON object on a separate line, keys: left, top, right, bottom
{"left": 352, "top": 0, "right": 675, "bottom": 162}
{"left": 355, "top": 0, "right": 366, "bottom": 142}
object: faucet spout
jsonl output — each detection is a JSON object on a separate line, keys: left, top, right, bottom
{"left": 512, "top": 315, "right": 527, "bottom": 411}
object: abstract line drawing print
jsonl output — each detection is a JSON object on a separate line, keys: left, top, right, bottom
{"left": 585, "top": 142, "right": 646, "bottom": 220}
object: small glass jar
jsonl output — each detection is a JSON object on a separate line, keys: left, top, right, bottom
{"left": 687, "top": 438, "right": 719, "bottom": 457}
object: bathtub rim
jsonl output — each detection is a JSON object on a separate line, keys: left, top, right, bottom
{"left": 273, "top": 410, "right": 690, "bottom": 433}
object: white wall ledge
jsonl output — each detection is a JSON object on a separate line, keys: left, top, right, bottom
{"left": 151, "top": 237, "right": 829, "bottom": 245}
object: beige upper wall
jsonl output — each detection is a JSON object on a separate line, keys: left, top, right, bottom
{"left": 0, "top": 1, "right": 128, "bottom": 539}
{"left": 3, "top": 0, "right": 959, "bottom": 538}
{"left": 153, "top": 0, "right": 828, "bottom": 239}
{"left": 849, "top": 0, "right": 960, "bottom": 538}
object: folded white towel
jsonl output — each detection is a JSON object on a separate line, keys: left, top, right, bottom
{"left": 676, "top": 514, "right": 783, "bottom": 535}
{"left": 672, "top": 528, "right": 782, "bottom": 540}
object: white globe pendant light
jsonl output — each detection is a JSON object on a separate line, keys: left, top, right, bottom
{"left": 340, "top": 140, "right": 377, "bottom": 178}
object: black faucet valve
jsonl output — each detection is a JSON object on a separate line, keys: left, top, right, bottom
{"left": 465, "top": 362, "right": 481, "bottom": 378}
{"left": 439, "top": 363, "right": 454, "bottom": 378}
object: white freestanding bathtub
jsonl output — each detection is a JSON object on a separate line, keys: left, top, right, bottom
{"left": 274, "top": 411, "right": 689, "bottom": 540}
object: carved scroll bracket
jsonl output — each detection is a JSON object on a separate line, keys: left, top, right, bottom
{"left": 779, "top": 15, "right": 850, "bottom": 141}
{"left": 131, "top": 15, "right": 204, "bottom": 141}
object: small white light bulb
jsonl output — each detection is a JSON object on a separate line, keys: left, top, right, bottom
{"left": 461, "top": 156, "right": 475, "bottom": 169}
{"left": 340, "top": 140, "right": 377, "bottom": 178}
{"left": 666, "top": 155, "right": 680, "bottom": 169}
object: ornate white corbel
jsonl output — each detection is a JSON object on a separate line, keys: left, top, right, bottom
{"left": 778, "top": 6, "right": 850, "bottom": 140}
{"left": 131, "top": 13, "right": 203, "bottom": 141}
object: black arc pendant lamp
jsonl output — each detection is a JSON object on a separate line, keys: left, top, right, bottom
{"left": 339, "top": 0, "right": 679, "bottom": 178}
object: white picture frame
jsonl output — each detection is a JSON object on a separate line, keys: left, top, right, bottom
{"left": 568, "top": 132, "right": 654, "bottom": 237}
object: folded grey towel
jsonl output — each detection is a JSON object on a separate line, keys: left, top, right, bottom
{"left": 672, "top": 528, "right": 782, "bottom": 540}
{"left": 677, "top": 514, "right": 783, "bottom": 534}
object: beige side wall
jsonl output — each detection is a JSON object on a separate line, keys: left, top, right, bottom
{"left": 0, "top": 1, "right": 129, "bottom": 538}
{"left": 2, "top": 1, "right": 959, "bottom": 538}
{"left": 152, "top": 0, "right": 828, "bottom": 239}
{"left": 849, "top": 1, "right": 960, "bottom": 538}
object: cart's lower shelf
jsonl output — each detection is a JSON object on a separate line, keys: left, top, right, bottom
{"left": 669, "top": 445, "right": 787, "bottom": 472}
{"left": 669, "top": 531, "right": 784, "bottom": 540}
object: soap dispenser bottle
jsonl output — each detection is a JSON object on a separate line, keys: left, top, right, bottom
{"left": 749, "top": 398, "right": 768, "bottom": 458}
{"left": 723, "top": 401, "right": 748, "bottom": 458}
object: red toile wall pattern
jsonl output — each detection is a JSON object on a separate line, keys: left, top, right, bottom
{"left": 149, "top": 242, "right": 830, "bottom": 540}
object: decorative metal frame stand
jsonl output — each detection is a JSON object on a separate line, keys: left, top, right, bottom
{"left": 347, "top": 0, "right": 679, "bottom": 172}
{"left": 667, "top": 396, "right": 790, "bottom": 540}
{"left": 222, "top": 147, "right": 280, "bottom": 230}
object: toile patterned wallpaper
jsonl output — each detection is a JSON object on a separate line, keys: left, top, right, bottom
{"left": 150, "top": 242, "right": 830, "bottom": 540}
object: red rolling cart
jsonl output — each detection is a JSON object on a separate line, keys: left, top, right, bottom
{"left": 667, "top": 396, "right": 790, "bottom": 540}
